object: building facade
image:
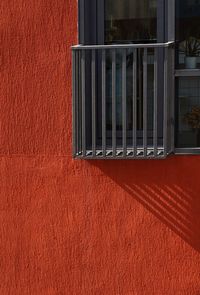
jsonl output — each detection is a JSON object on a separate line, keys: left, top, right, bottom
{"left": 1, "top": 0, "right": 200, "bottom": 294}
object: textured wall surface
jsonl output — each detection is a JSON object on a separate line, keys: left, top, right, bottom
{"left": 1, "top": 1, "right": 200, "bottom": 294}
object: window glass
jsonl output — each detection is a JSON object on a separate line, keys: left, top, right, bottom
{"left": 176, "top": 0, "right": 200, "bottom": 69}
{"left": 104, "top": 1, "right": 159, "bottom": 147}
{"left": 105, "top": 49, "right": 155, "bottom": 126}
{"left": 105, "top": 0, "right": 157, "bottom": 43}
{"left": 176, "top": 77, "right": 200, "bottom": 148}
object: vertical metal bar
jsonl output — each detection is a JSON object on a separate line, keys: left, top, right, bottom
{"left": 122, "top": 49, "right": 127, "bottom": 157}
{"left": 153, "top": 48, "right": 158, "bottom": 157}
{"left": 168, "top": 0, "right": 175, "bottom": 42}
{"left": 112, "top": 49, "right": 116, "bottom": 157}
{"left": 91, "top": 49, "right": 96, "bottom": 156}
{"left": 102, "top": 49, "right": 106, "bottom": 157}
{"left": 78, "top": 50, "right": 82, "bottom": 156}
{"left": 166, "top": 45, "right": 174, "bottom": 156}
{"left": 163, "top": 47, "right": 168, "bottom": 157}
{"left": 133, "top": 49, "right": 137, "bottom": 157}
{"left": 138, "top": 49, "right": 143, "bottom": 130}
{"left": 170, "top": 46, "right": 175, "bottom": 153}
{"left": 143, "top": 48, "right": 148, "bottom": 157}
{"left": 72, "top": 50, "right": 76, "bottom": 157}
{"left": 81, "top": 49, "right": 86, "bottom": 157}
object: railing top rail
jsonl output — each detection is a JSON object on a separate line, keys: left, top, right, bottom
{"left": 72, "top": 41, "right": 174, "bottom": 50}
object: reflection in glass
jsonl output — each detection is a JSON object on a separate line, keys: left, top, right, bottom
{"left": 177, "top": 77, "right": 200, "bottom": 147}
{"left": 105, "top": 0, "right": 157, "bottom": 44}
{"left": 176, "top": 0, "right": 200, "bottom": 69}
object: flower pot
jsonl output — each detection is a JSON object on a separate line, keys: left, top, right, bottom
{"left": 185, "top": 56, "right": 197, "bottom": 69}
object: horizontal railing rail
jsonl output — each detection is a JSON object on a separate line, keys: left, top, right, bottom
{"left": 72, "top": 41, "right": 174, "bottom": 50}
{"left": 72, "top": 42, "right": 174, "bottom": 159}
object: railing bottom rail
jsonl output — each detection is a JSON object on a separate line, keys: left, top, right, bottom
{"left": 75, "top": 147, "right": 168, "bottom": 159}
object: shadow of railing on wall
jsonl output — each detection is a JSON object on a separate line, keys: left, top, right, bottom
{"left": 91, "top": 157, "right": 200, "bottom": 252}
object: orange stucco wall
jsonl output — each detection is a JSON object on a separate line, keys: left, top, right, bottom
{"left": 1, "top": 1, "right": 200, "bottom": 294}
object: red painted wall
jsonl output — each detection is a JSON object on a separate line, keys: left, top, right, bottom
{"left": 1, "top": 1, "right": 200, "bottom": 294}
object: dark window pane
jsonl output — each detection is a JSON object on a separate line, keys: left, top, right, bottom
{"left": 176, "top": 77, "right": 200, "bottom": 147}
{"left": 105, "top": 0, "right": 157, "bottom": 44}
{"left": 176, "top": 0, "right": 200, "bottom": 69}
{"left": 105, "top": 49, "right": 156, "bottom": 146}
{"left": 104, "top": 1, "right": 158, "bottom": 147}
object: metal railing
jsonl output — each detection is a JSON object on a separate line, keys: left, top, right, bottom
{"left": 72, "top": 42, "right": 174, "bottom": 159}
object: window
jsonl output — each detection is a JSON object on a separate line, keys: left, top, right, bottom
{"left": 72, "top": 0, "right": 200, "bottom": 158}
{"left": 105, "top": 0, "right": 157, "bottom": 43}
{"left": 175, "top": 0, "right": 200, "bottom": 153}
{"left": 176, "top": 0, "right": 200, "bottom": 69}
{"left": 176, "top": 77, "right": 200, "bottom": 148}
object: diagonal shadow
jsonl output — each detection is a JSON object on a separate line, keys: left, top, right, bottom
{"left": 90, "top": 156, "right": 200, "bottom": 252}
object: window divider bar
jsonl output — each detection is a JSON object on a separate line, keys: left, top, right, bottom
{"left": 122, "top": 49, "right": 127, "bottom": 157}
{"left": 112, "top": 49, "right": 116, "bottom": 157}
{"left": 133, "top": 49, "right": 137, "bottom": 157}
{"left": 81, "top": 49, "right": 86, "bottom": 157}
{"left": 143, "top": 48, "right": 148, "bottom": 157}
{"left": 102, "top": 49, "right": 106, "bottom": 157}
{"left": 91, "top": 49, "right": 96, "bottom": 156}
{"left": 153, "top": 48, "right": 158, "bottom": 157}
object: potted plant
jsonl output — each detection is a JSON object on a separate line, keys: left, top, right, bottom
{"left": 184, "top": 106, "right": 200, "bottom": 146}
{"left": 179, "top": 37, "right": 200, "bottom": 69}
